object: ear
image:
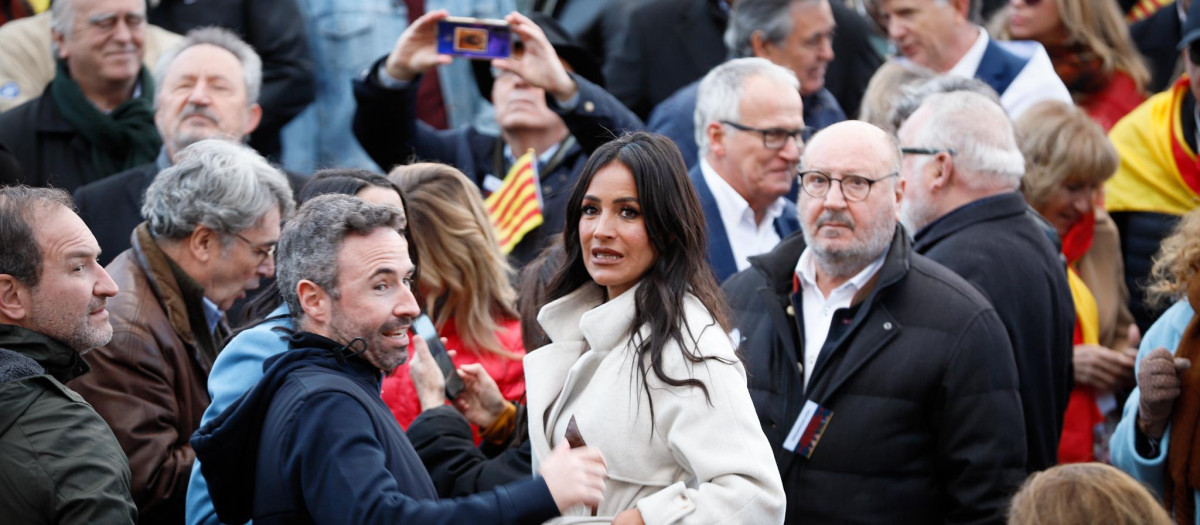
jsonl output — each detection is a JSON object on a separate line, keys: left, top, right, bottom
{"left": 0, "top": 274, "right": 31, "bottom": 322}
{"left": 52, "top": 30, "right": 68, "bottom": 60}
{"left": 188, "top": 226, "right": 220, "bottom": 263}
{"left": 896, "top": 177, "right": 906, "bottom": 206}
{"left": 750, "top": 30, "right": 773, "bottom": 59}
{"left": 243, "top": 104, "right": 263, "bottom": 136}
{"left": 929, "top": 152, "right": 955, "bottom": 191}
{"left": 296, "top": 279, "right": 330, "bottom": 325}
{"left": 951, "top": 0, "right": 972, "bottom": 20}
{"left": 706, "top": 121, "right": 728, "bottom": 158}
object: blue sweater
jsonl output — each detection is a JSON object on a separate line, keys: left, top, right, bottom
{"left": 190, "top": 330, "right": 558, "bottom": 524}
{"left": 1111, "top": 300, "right": 1199, "bottom": 523}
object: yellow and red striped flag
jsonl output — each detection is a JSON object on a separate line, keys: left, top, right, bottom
{"left": 486, "top": 149, "right": 543, "bottom": 254}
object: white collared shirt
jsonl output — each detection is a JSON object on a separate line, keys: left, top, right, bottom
{"left": 794, "top": 247, "right": 887, "bottom": 388}
{"left": 700, "top": 159, "right": 787, "bottom": 273}
{"left": 945, "top": 26, "right": 1072, "bottom": 119}
{"left": 948, "top": 26, "right": 989, "bottom": 79}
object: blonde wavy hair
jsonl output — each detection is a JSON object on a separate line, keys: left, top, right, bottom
{"left": 1146, "top": 208, "right": 1200, "bottom": 309}
{"left": 1007, "top": 463, "right": 1171, "bottom": 524}
{"left": 389, "top": 163, "right": 520, "bottom": 358}
{"left": 1014, "top": 101, "right": 1117, "bottom": 210}
{"left": 989, "top": 0, "right": 1149, "bottom": 94}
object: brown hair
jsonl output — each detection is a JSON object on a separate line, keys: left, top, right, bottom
{"left": 389, "top": 163, "right": 520, "bottom": 358}
{"left": 1014, "top": 100, "right": 1118, "bottom": 210}
{"left": 1008, "top": 463, "right": 1172, "bottom": 525}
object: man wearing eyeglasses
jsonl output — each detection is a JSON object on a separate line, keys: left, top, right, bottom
{"left": 68, "top": 139, "right": 294, "bottom": 524}
{"left": 693, "top": 58, "right": 806, "bottom": 282}
{"left": 897, "top": 91, "right": 1074, "bottom": 474}
{"left": 722, "top": 120, "right": 1025, "bottom": 523}
{"left": 0, "top": 0, "right": 161, "bottom": 193}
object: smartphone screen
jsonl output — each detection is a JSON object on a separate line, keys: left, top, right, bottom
{"left": 413, "top": 315, "right": 466, "bottom": 399}
{"left": 436, "top": 17, "right": 512, "bottom": 60}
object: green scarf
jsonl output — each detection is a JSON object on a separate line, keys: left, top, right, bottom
{"left": 48, "top": 59, "right": 161, "bottom": 181}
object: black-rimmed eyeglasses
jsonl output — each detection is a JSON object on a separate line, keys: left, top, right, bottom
{"left": 798, "top": 170, "right": 898, "bottom": 201}
{"left": 900, "top": 147, "right": 957, "bottom": 156}
{"left": 721, "top": 121, "right": 814, "bottom": 150}
{"left": 234, "top": 233, "right": 275, "bottom": 264}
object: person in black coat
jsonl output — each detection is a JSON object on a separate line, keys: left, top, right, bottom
{"left": 722, "top": 120, "right": 1025, "bottom": 523}
{"left": 147, "top": 0, "right": 314, "bottom": 159}
{"left": 190, "top": 195, "right": 606, "bottom": 524}
{"left": 353, "top": 10, "right": 642, "bottom": 266}
{"left": 1130, "top": 0, "right": 1184, "bottom": 93}
{"left": 897, "top": 91, "right": 1075, "bottom": 473}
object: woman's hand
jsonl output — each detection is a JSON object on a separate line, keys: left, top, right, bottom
{"left": 452, "top": 363, "right": 508, "bottom": 428}
{"left": 407, "top": 335, "right": 447, "bottom": 412}
{"left": 1072, "top": 343, "right": 1136, "bottom": 393}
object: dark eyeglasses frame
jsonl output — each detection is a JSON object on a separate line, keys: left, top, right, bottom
{"left": 900, "top": 147, "right": 957, "bottom": 156}
{"left": 798, "top": 170, "right": 899, "bottom": 202}
{"left": 721, "top": 120, "right": 815, "bottom": 150}
{"left": 234, "top": 233, "right": 275, "bottom": 264}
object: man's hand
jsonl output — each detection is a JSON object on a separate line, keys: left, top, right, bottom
{"left": 451, "top": 363, "right": 509, "bottom": 428}
{"left": 1073, "top": 344, "right": 1136, "bottom": 392}
{"left": 1137, "top": 347, "right": 1190, "bottom": 440}
{"left": 613, "top": 508, "right": 646, "bottom": 525}
{"left": 491, "top": 11, "right": 577, "bottom": 101}
{"left": 407, "top": 335, "right": 446, "bottom": 412}
{"left": 539, "top": 440, "right": 606, "bottom": 513}
{"left": 384, "top": 10, "right": 453, "bottom": 81}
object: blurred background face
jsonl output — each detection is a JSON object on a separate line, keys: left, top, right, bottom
{"left": 155, "top": 44, "right": 260, "bottom": 157}
{"left": 758, "top": 0, "right": 836, "bottom": 96}
{"left": 55, "top": 0, "right": 146, "bottom": 86}
{"left": 204, "top": 207, "right": 281, "bottom": 311}
{"left": 882, "top": 0, "right": 962, "bottom": 72}
{"left": 1007, "top": 0, "right": 1066, "bottom": 44}
{"left": 714, "top": 75, "right": 806, "bottom": 208}
{"left": 1035, "top": 179, "right": 1099, "bottom": 238}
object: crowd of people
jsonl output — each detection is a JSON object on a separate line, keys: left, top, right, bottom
{"left": 3, "top": 0, "right": 1200, "bottom": 523}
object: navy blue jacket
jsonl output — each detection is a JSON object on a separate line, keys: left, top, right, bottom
{"left": 190, "top": 332, "right": 558, "bottom": 525}
{"left": 649, "top": 81, "right": 844, "bottom": 172}
{"left": 689, "top": 165, "right": 801, "bottom": 283}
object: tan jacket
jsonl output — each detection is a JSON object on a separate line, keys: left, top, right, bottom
{"left": 0, "top": 12, "right": 181, "bottom": 112}
{"left": 1077, "top": 208, "right": 1136, "bottom": 350}
{"left": 68, "top": 224, "right": 218, "bottom": 524}
{"left": 526, "top": 283, "right": 786, "bottom": 524}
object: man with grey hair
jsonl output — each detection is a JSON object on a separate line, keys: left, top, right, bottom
{"left": 0, "top": 0, "right": 160, "bottom": 192}
{"left": 69, "top": 139, "right": 294, "bottom": 524}
{"left": 74, "top": 26, "right": 267, "bottom": 266}
{"left": 192, "top": 194, "right": 605, "bottom": 524}
{"left": 898, "top": 90, "right": 1075, "bottom": 473}
{"left": 649, "top": 0, "right": 849, "bottom": 171}
{"left": 879, "top": 0, "right": 1069, "bottom": 118}
{"left": 690, "top": 57, "right": 804, "bottom": 282}
{"left": 0, "top": 186, "right": 135, "bottom": 524}
{"left": 723, "top": 120, "right": 1025, "bottom": 522}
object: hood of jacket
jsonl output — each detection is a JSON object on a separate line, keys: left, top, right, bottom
{"left": 189, "top": 331, "right": 376, "bottom": 525}
{"left": 0, "top": 323, "right": 89, "bottom": 384}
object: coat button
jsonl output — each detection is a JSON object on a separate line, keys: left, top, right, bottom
{"left": 786, "top": 305, "right": 795, "bottom": 317}
{"left": 883, "top": 322, "right": 893, "bottom": 330}
{"left": 584, "top": 100, "right": 595, "bottom": 113}
{"left": 543, "top": 184, "right": 553, "bottom": 194}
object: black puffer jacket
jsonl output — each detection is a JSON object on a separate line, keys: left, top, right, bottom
{"left": 722, "top": 228, "right": 1027, "bottom": 524}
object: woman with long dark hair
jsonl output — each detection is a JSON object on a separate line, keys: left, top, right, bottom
{"left": 526, "top": 132, "right": 784, "bottom": 523}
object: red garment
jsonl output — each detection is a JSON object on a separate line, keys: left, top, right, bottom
{"left": 1082, "top": 71, "right": 1145, "bottom": 132}
{"left": 381, "top": 317, "right": 526, "bottom": 434}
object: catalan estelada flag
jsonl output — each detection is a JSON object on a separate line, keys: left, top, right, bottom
{"left": 486, "top": 149, "right": 543, "bottom": 254}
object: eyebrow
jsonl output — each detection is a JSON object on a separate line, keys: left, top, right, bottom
{"left": 582, "top": 195, "right": 640, "bottom": 204}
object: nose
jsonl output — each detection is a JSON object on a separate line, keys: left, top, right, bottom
{"left": 187, "top": 82, "right": 212, "bottom": 106}
{"left": 819, "top": 36, "right": 835, "bottom": 62}
{"left": 592, "top": 211, "right": 617, "bottom": 239}
{"left": 887, "top": 17, "right": 905, "bottom": 41}
{"left": 1073, "top": 191, "right": 1093, "bottom": 215}
{"left": 95, "top": 265, "right": 119, "bottom": 298}
{"left": 258, "top": 254, "right": 275, "bottom": 279}
{"left": 822, "top": 180, "right": 850, "bottom": 209}
{"left": 780, "top": 136, "right": 803, "bottom": 162}
{"left": 394, "top": 282, "right": 421, "bottom": 319}
{"left": 111, "top": 17, "right": 133, "bottom": 43}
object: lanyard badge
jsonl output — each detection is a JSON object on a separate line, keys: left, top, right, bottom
{"left": 782, "top": 399, "right": 833, "bottom": 459}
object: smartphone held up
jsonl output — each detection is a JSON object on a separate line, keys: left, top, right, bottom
{"left": 436, "top": 17, "right": 512, "bottom": 60}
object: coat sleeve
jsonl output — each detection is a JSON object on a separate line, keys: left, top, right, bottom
{"left": 549, "top": 73, "right": 645, "bottom": 155}
{"left": 352, "top": 59, "right": 466, "bottom": 173}
{"left": 937, "top": 310, "right": 1028, "bottom": 524}
{"left": 407, "top": 405, "right": 533, "bottom": 497}
{"left": 290, "top": 392, "right": 558, "bottom": 525}
{"left": 67, "top": 328, "right": 194, "bottom": 518}
{"left": 633, "top": 323, "right": 787, "bottom": 525}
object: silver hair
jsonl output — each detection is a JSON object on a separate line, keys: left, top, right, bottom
{"left": 154, "top": 27, "right": 263, "bottom": 106}
{"left": 275, "top": 194, "right": 407, "bottom": 323}
{"left": 50, "top": 0, "right": 75, "bottom": 38}
{"left": 889, "top": 74, "right": 1001, "bottom": 131}
{"left": 908, "top": 91, "right": 1025, "bottom": 189}
{"left": 141, "top": 139, "right": 295, "bottom": 242}
{"left": 694, "top": 57, "right": 800, "bottom": 156}
{"left": 724, "top": 0, "right": 824, "bottom": 58}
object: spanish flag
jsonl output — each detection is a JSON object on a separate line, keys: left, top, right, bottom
{"left": 486, "top": 149, "right": 543, "bottom": 254}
